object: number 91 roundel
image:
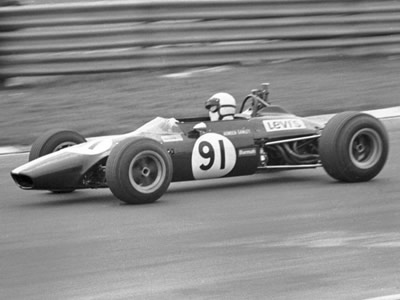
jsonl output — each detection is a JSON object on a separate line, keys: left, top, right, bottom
{"left": 191, "top": 133, "right": 237, "bottom": 180}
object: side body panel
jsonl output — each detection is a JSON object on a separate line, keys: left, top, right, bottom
{"left": 169, "top": 119, "right": 259, "bottom": 182}
{"left": 250, "top": 113, "right": 322, "bottom": 140}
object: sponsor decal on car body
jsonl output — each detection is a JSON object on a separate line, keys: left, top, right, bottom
{"left": 238, "top": 148, "right": 257, "bottom": 157}
{"left": 263, "top": 119, "right": 306, "bottom": 132}
{"left": 160, "top": 134, "right": 184, "bottom": 142}
{"left": 223, "top": 128, "right": 252, "bottom": 136}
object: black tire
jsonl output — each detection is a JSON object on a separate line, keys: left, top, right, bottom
{"left": 319, "top": 112, "right": 389, "bottom": 182}
{"left": 106, "top": 137, "right": 173, "bottom": 204}
{"left": 29, "top": 129, "right": 86, "bottom": 161}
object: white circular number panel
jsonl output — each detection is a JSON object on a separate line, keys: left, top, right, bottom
{"left": 192, "top": 133, "right": 237, "bottom": 180}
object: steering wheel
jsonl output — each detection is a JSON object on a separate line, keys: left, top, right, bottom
{"left": 239, "top": 94, "right": 269, "bottom": 117}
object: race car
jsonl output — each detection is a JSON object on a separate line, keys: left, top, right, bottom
{"left": 11, "top": 83, "right": 389, "bottom": 204}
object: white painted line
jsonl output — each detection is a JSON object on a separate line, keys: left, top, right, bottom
{"left": 366, "top": 106, "right": 400, "bottom": 119}
{"left": 363, "top": 294, "right": 400, "bottom": 300}
{"left": 0, "top": 152, "right": 28, "bottom": 157}
{"left": 305, "top": 113, "right": 335, "bottom": 124}
{"left": 306, "top": 106, "right": 400, "bottom": 124}
{"left": 161, "top": 66, "right": 231, "bottom": 78}
{"left": 0, "top": 146, "right": 30, "bottom": 155}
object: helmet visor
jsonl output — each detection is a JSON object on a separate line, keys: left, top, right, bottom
{"left": 205, "top": 98, "right": 220, "bottom": 111}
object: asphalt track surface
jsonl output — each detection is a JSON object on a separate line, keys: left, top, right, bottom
{"left": 1, "top": 119, "right": 399, "bottom": 300}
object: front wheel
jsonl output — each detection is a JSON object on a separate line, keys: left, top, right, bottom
{"left": 106, "top": 137, "right": 173, "bottom": 204}
{"left": 319, "top": 112, "right": 389, "bottom": 182}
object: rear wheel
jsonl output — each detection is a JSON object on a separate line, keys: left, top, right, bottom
{"left": 319, "top": 112, "right": 388, "bottom": 182}
{"left": 106, "top": 137, "right": 173, "bottom": 204}
{"left": 29, "top": 129, "right": 86, "bottom": 193}
{"left": 29, "top": 129, "right": 86, "bottom": 161}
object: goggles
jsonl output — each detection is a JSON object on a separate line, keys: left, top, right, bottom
{"left": 208, "top": 105, "right": 218, "bottom": 113}
{"left": 205, "top": 97, "right": 220, "bottom": 113}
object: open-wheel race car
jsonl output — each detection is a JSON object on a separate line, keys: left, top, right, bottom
{"left": 11, "top": 83, "right": 389, "bottom": 204}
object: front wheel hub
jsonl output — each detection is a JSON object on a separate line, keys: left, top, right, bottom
{"left": 128, "top": 151, "right": 166, "bottom": 193}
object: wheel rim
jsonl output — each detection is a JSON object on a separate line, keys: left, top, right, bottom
{"left": 53, "top": 141, "right": 78, "bottom": 152}
{"left": 349, "top": 128, "right": 383, "bottom": 169}
{"left": 128, "top": 150, "right": 166, "bottom": 194}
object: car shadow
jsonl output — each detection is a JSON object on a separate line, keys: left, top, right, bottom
{"left": 16, "top": 190, "right": 168, "bottom": 208}
{"left": 167, "top": 171, "right": 327, "bottom": 195}
{"left": 15, "top": 171, "right": 366, "bottom": 208}
{"left": 15, "top": 190, "right": 117, "bottom": 208}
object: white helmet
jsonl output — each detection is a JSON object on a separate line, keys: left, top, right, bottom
{"left": 205, "top": 92, "right": 236, "bottom": 121}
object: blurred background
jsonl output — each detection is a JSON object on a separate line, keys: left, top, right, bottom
{"left": 1, "top": 3, "right": 400, "bottom": 299}
{"left": 1, "top": 0, "right": 400, "bottom": 145}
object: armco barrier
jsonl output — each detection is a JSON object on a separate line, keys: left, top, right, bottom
{"left": 1, "top": 0, "right": 400, "bottom": 77}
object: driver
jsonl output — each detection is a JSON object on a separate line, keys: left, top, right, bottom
{"left": 205, "top": 92, "right": 236, "bottom": 121}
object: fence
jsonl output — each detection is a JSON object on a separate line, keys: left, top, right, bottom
{"left": 1, "top": 0, "right": 400, "bottom": 78}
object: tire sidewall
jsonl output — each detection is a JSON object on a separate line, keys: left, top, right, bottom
{"left": 106, "top": 138, "right": 173, "bottom": 204}
{"left": 320, "top": 112, "right": 388, "bottom": 182}
{"left": 29, "top": 129, "right": 86, "bottom": 161}
{"left": 338, "top": 117, "right": 387, "bottom": 179}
